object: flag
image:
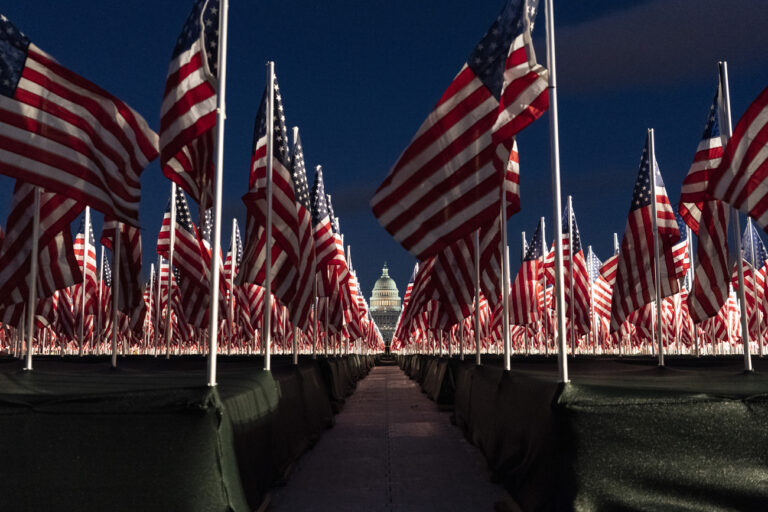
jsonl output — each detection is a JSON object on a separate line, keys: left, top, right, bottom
{"left": 160, "top": 0, "right": 220, "bottom": 208}
{"left": 679, "top": 89, "right": 723, "bottom": 233}
{"left": 0, "top": 15, "right": 158, "bottom": 225}
{"left": 510, "top": 218, "right": 544, "bottom": 325}
{"left": 588, "top": 249, "right": 612, "bottom": 320}
{"left": 682, "top": 85, "right": 731, "bottom": 323}
{"left": 0, "top": 182, "right": 83, "bottom": 307}
{"left": 611, "top": 136, "right": 681, "bottom": 330}
{"left": 73, "top": 213, "right": 98, "bottom": 329}
{"left": 370, "top": 0, "right": 548, "bottom": 259}
{"left": 239, "top": 75, "right": 301, "bottom": 307}
{"left": 101, "top": 218, "right": 144, "bottom": 331}
{"left": 311, "top": 167, "right": 346, "bottom": 269}
{"left": 708, "top": 84, "right": 768, "bottom": 230}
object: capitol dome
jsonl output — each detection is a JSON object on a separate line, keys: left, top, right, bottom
{"left": 370, "top": 263, "right": 401, "bottom": 311}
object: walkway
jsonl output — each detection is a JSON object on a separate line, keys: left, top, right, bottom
{"left": 269, "top": 366, "right": 507, "bottom": 512}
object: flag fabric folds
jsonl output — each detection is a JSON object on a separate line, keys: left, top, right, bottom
{"left": 0, "top": 15, "right": 158, "bottom": 225}
{"left": 510, "top": 218, "right": 544, "bottom": 325}
{"left": 159, "top": 0, "right": 220, "bottom": 208}
{"left": 370, "top": 0, "right": 548, "bottom": 259}
{"left": 611, "top": 137, "right": 681, "bottom": 331}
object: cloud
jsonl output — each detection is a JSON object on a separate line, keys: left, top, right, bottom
{"left": 538, "top": 0, "right": 768, "bottom": 91}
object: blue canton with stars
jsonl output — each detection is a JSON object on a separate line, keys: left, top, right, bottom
{"left": 326, "top": 193, "right": 340, "bottom": 234}
{"left": 466, "top": 0, "right": 536, "bottom": 100}
{"left": 172, "top": 0, "right": 220, "bottom": 78}
{"left": 0, "top": 14, "right": 30, "bottom": 98}
{"left": 560, "top": 203, "right": 582, "bottom": 253}
{"left": 253, "top": 77, "right": 291, "bottom": 169}
{"left": 587, "top": 250, "right": 602, "bottom": 282}
{"left": 523, "top": 219, "right": 544, "bottom": 261}
{"left": 701, "top": 87, "right": 720, "bottom": 140}
{"left": 310, "top": 166, "right": 330, "bottom": 228}
{"left": 630, "top": 138, "right": 665, "bottom": 212}
{"left": 290, "top": 132, "right": 311, "bottom": 210}
{"left": 743, "top": 221, "right": 768, "bottom": 269}
{"left": 174, "top": 186, "right": 195, "bottom": 234}
{"left": 201, "top": 208, "right": 213, "bottom": 244}
{"left": 103, "top": 256, "right": 112, "bottom": 287}
{"left": 675, "top": 211, "right": 688, "bottom": 242}
{"left": 229, "top": 220, "right": 243, "bottom": 266}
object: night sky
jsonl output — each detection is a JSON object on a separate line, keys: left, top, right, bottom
{"left": 3, "top": 0, "right": 768, "bottom": 301}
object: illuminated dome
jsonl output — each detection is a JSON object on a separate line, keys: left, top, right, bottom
{"left": 370, "top": 263, "right": 401, "bottom": 311}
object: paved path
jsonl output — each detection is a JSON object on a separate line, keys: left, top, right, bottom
{"left": 269, "top": 366, "right": 507, "bottom": 512}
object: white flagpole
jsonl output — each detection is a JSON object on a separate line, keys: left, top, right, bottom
{"left": 648, "top": 128, "right": 664, "bottom": 366}
{"left": 748, "top": 219, "right": 764, "bottom": 357}
{"left": 24, "top": 187, "right": 41, "bottom": 371}
{"left": 147, "top": 263, "right": 154, "bottom": 350}
{"left": 206, "top": 0, "right": 229, "bottom": 386}
{"left": 165, "top": 183, "right": 177, "bottom": 359}
{"left": 474, "top": 229, "right": 482, "bottom": 365}
{"left": 263, "top": 61, "right": 275, "bottom": 372}
{"left": 719, "top": 61, "right": 753, "bottom": 371}
{"left": 154, "top": 255, "right": 161, "bottom": 356}
{"left": 111, "top": 222, "right": 121, "bottom": 368}
{"left": 96, "top": 247, "right": 104, "bottom": 356}
{"left": 312, "top": 275, "right": 318, "bottom": 359}
{"left": 521, "top": 231, "right": 528, "bottom": 355}
{"left": 588, "top": 246, "right": 596, "bottom": 354}
{"left": 229, "top": 218, "right": 236, "bottom": 355}
{"left": 544, "top": 0, "right": 568, "bottom": 382}
{"left": 567, "top": 195, "right": 575, "bottom": 355}
{"left": 540, "top": 217, "right": 548, "bottom": 356}
{"left": 501, "top": 198, "right": 510, "bottom": 369}
{"left": 78, "top": 206, "right": 90, "bottom": 357}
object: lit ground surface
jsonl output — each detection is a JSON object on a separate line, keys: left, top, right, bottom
{"left": 269, "top": 366, "right": 507, "bottom": 512}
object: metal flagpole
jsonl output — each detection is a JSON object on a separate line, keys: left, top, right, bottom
{"left": 459, "top": 319, "right": 464, "bottom": 360}
{"left": 293, "top": 326, "right": 299, "bottom": 365}
{"left": 154, "top": 255, "right": 161, "bottom": 356}
{"left": 588, "top": 246, "right": 596, "bottom": 354}
{"left": 474, "top": 230, "right": 482, "bottom": 365}
{"left": 263, "top": 61, "right": 275, "bottom": 372}
{"left": 719, "top": 61, "right": 752, "bottom": 371}
{"left": 312, "top": 276, "right": 318, "bottom": 359}
{"left": 647, "top": 129, "right": 664, "bottom": 366}
{"left": 96, "top": 247, "right": 104, "bottom": 356}
{"left": 78, "top": 206, "right": 90, "bottom": 357}
{"left": 324, "top": 300, "right": 329, "bottom": 356}
{"left": 165, "top": 183, "right": 177, "bottom": 359}
{"left": 205, "top": 0, "right": 229, "bottom": 386}
{"left": 544, "top": 0, "right": 568, "bottom": 382}
{"left": 686, "top": 226, "right": 699, "bottom": 357}
{"left": 147, "top": 263, "right": 154, "bottom": 351}
{"left": 24, "top": 187, "right": 41, "bottom": 371}
{"left": 111, "top": 223, "right": 121, "bottom": 368}
{"left": 540, "top": 217, "right": 548, "bottom": 356}
{"left": 567, "top": 195, "right": 575, "bottom": 355}
{"left": 229, "top": 219, "right": 236, "bottom": 355}
{"left": 748, "top": 220, "right": 765, "bottom": 357}
{"left": 521, "top": 231, "right": 528, "bottom": 355}
{"left": 501, "top": 194, "right": 511, "bottom": 370}
{"left": 613, "top": 233, "right": 620, "bottom": 355}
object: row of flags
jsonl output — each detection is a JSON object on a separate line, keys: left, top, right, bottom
{"left": 0, "top": 1, "right": 384, "bottom": 358}
{"left": 378, "top": 0, "right": 768, "bottom": 360}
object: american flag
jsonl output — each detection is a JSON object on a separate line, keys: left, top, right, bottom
{"left": 239, "top": 75, "right": 302, "bottom": 307}
{"left": 510, "top": 218, "right": 544, "bottom": 325}
{"left": 73, "top": 213, "right": 98, "bottom": 330}
{"left": 683, "top": 86, "right": 731, "bottom": 324}
{"left": 0, "top": 15, "right": 158, "bottom": 225}
{"left": 611, "top": 136, "right": 681, "bottom": 331}
{"left": 101, "top": 218, "right": 144, "bottom": 331}
{"left": 558, "top": 202, "right": 592, "bottom": 336}
{"left": 588, "top": 249, "right": 613, "bottom": 320}
{"left": 679, "top": 89, "right": 723, "bottom": 233}
{"left": 287, "top": 130, "right": 316, "bottom": 329}
{"left": 0, "top": 182, "right": 83, "bottom": 308}
{"left": 709, "top": 83, "right": 768, "bottom": 231}
{"left": 160, "top": 0, "right": 219, "bottom": 208}
{"left": 224, "top": 219, "right": 243, "bottom": 283}
{"left": 370, "top": 0, "right": 548, "bottom": 259}
{"left": 731, "top": 220, "right": 767, "bottom": 338}
{"left": 431, "top": 234, "right": 476, "bottom": 325}
{"left": 311, "top": 166, "right": 346, "bottom": 269}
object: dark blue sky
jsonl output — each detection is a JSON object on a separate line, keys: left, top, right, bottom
{"left": 3, "top": 0, "right": 768, "bottom": 301}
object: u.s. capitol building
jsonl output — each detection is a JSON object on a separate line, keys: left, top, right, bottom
{"left": 369, "top": 263, "right": 401, "bottom": 353}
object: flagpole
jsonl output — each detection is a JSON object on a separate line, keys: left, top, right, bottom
{"left": 501, "top": 198, "right": 511, "bottom": 369}
{"left": 24, "top": 187, "right": 41, "bottom": 371}
{"left": 96, "top": 247, "right": 104, "bottom": 356}
{"left": 544, "top": 0, "right": 568, "bottom": 382}
{"left": 521, "top": 231, "right": 528, "bottom": 355}
{"left": 474, "top": 229, "right": 482, "bottom": 366}
{"left": 154, "top": 255, "right": 161, "bottom": 356}
{"left": 312, "top": 275, "right": 318, "bottom": 359}
{"left": 263, "top": 61, "right": 275, "bottom": 372}
{"left": 228, "top": 219, "right": 236, "bottom": 355}
{"left": 78, "top": 206, "right": 90, "bottom": 357}
{"left": 588, "top": 246, "right": 596, "bottom": 354}
{"left": 165, "top": 183, "right": 177, "bottom": 359}
{"left": 748, "top": 219, "right": 764, "bottom": 357}
{"left": 686, "top": 226, "right": 697, "bottom": 356}
{"left": 719, "top": 61, "right": 753, "bottom": 371}
{"left": 111, "top": 223, "right": 121, "bottom": 368}
{"left": 567, "top": 195, "right": 576, "bottom": 356}
{"left": 147, "top": 263, "right": 154, "bottom": 350}
{"left": 647, "top": 129, "right": 665, "bottom": 366}
{"left": 540, "top": 217, "right": 548, "bottom": 356}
